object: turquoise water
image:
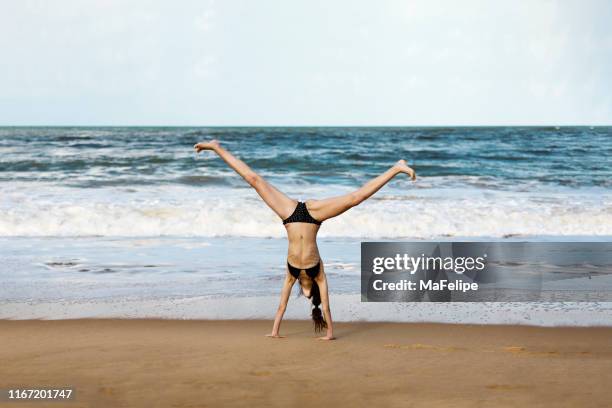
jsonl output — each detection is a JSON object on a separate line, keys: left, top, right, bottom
{"left": 1, "top": 126, "right": 611, "bottom": 238}
{"left": 2, "top": 126, "right": 611, "bottom": 187}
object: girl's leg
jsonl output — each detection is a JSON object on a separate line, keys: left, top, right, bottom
{"left": 307, "top": 160, "right": 415, "bottom": 222}
{"left": 266, "top": 271, "right": 297, "bottom": 338}
{"left": 195, "top": 140, "right": 297, "bottom": 220}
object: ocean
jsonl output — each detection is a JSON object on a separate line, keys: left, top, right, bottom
{"left": 1, "top": 127, "right": 612, "bottom": 324}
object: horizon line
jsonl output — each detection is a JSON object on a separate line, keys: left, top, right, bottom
{"left": 1, "top": 124, "right": 610, "bottom": 128}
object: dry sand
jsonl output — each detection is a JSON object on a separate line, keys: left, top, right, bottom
{"left": 1, "top": 319, "right": 611, "bottom": 408}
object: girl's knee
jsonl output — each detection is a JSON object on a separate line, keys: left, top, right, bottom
{"left": 246, "top": 173, "right": 261, "bottom": 187}
{"left": 349, "top": 192, "right": 364, "bottom": 207}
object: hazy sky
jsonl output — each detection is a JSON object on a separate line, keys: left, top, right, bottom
{"left": 1, "top": 0, "right": 611, "bottom": 125}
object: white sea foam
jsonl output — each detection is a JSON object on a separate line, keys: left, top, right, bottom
{"left": 3, "top": 296, "right": 612, "bottom": 327}
{"left": 1, "top": 183, "right": 611, "bottom": 238}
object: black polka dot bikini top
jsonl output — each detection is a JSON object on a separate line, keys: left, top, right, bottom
{"left": 282, "top": 201, "right": 322, "bottom": 225}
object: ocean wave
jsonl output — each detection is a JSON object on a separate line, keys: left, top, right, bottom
{"left": 1, "top": 185, "right": 610, "bottom": 238}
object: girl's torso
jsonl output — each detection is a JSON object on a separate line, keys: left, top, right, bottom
{"left": 283, "top": 201, "right": 322, "bottom": 269}
{"left": 285, "top": 223, "right": 320, "bottom": 268}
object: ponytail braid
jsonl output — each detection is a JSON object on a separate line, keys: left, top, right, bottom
{"left": 310, "top": 281, "right": 327, "bottom": 333}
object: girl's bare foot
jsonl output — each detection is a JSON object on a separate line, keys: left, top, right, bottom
{"left": 194, "top": 139, "right": 220, "bottom": 153}
{"left": 316, "top": 336, "right": 336, "bottom": 341}
{"left": 265, "top": 333, "right": 286, "bottom": 339}
{"left": 395, "top": 159, "right": 416, "bottom": 180}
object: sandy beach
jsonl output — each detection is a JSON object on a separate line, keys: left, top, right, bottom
{"left": 1, "top": 320, "right": 611, "bottom": 408}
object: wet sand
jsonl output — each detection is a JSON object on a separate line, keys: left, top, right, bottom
{"left": 1, "top": 320, "right": 611, "bottom": 407}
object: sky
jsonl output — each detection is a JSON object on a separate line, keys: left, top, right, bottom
{"left": 1, "top": 0, "right": 611, "bottom": 126}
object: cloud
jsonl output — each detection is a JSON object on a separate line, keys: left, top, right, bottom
{"left": 0, "top": 0, "right": 610, "bottom": 125}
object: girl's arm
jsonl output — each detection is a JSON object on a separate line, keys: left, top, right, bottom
{"left": 315, "top": 273, "right": 335, "bottom": 340}
{"left": 266, "top": 273, "right": 296, "bottom": 338}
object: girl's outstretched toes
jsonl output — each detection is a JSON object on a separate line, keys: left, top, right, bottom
{"left": 194, "top": 139, "right": 220, "bottom": 153}
{"left": 395, "top": 159, "right": 416, "bottom": 180}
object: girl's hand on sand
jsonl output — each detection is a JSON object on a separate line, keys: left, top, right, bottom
{"left": 193, "top": 139, "right": 219, "bottom": 153}
{"left": 317, "top": 336, "right": 336, "bottom": 341}
{"left": 265, "top": 333, "right": 286, "bottom": 339}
